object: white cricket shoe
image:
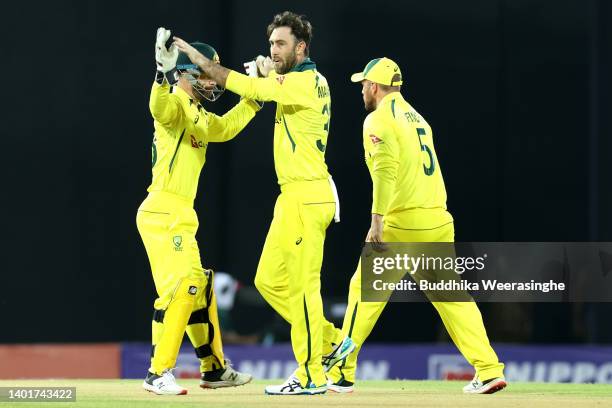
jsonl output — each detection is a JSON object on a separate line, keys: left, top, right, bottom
{"left": 327, "top": 378, "right": 354, "bottom": 393}
{"left": 463, "top": 375, "right": 507, "bottom": 394}
{"left": 265, "top": 373, "right": 327, "bottom": 395}
{"left": 200, "top": 360, "right": 253, "bottom": 389}
{"left": 142, "top": 369, "right": 188, "bottom": 395}
{"left": 322, "top": 336, "right": 357, "bottom": 372}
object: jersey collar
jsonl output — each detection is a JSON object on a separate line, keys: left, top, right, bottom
{"left": 174, "top": 85, "right": 203, "bottom": 110}
{"left": 378, "top": 91, "right": 402, "bottom": 109}
{"left": 290, "top": 57, "right": 317, "bottom": 72}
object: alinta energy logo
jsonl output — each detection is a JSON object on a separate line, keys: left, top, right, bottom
{"left": 191, "top": 135, "right": 205, "bottom": 149}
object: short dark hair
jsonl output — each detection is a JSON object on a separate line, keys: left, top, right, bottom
{"left": 267, "top": 11, "right": 313, "bottom": 55}
{"left": 378, "top": 84, "right": 401, "bottom": 93}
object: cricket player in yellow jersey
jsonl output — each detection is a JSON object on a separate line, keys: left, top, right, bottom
{"left": 137, "top": 28, "right": 258, "bottom": 395}
{"left": 173, "top": 11, "right": 355, "bottom": 395}
{"left": 325, "top": 57, "right": 507, "bottom": 394}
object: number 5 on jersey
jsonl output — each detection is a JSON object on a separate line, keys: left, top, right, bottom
{"left": 416, "top": 127, "right": 435, "bottom": 176}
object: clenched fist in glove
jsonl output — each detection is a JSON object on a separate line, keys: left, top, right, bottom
{"left": 155, "top": 27, "right": 180, "bottom": 84}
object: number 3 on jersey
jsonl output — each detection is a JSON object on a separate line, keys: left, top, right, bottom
{"left": 316, "top": 103, "right": 330, "bottom": 153}
{"left": 416, "top": 127, "right": 435, "bottom": 176}
{"left": 151, "top": 135, "right": 158, "bottom": 167}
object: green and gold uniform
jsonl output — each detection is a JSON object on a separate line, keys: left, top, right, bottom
{"left": 225, "top": 59, "right": 340, "bottom": 388}
{"left": 137, "top": 80, "right": 260, "bottom": 375}
{"left": 328, "top": 58, "right": 504, "bottom": 384}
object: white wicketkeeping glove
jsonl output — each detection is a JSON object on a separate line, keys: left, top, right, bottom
{"left": 243, "top": 55, "right": 274, "bottom": 78}
{"left": 155, "top": 27, "right": 179, "bottom": 73}
{"left": 242, "top": 57, "right": 264, "bottom": 109}
{"left": 243, "top": 60, "right": 259, "bottom": 78}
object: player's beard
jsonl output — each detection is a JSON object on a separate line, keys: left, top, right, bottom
{"left": 364, "top": 94, "right": 376, "bottom": 112}
{"left": 275, "top": 48, "right": 298, "bottom": 75}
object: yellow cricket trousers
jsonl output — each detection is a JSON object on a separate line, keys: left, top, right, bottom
{"left": 254, "top": 179, "right": 338, "bottom": 387}
{"left": 329, "top": 215, "right": 504, "bottom": 383}
{"left": 137, "top": 191, "right": 225, "bottom": 375}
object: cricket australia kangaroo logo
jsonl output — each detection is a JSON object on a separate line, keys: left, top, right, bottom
{"left": 173, "top": 235, "right": 183, "bottom": 251}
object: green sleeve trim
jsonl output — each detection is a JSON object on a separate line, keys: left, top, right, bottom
{"left": 281, "top": 111, "right": 296, "bottom": 152}
{"left": 168, "top": 129, "right": 185, "bottom": 173}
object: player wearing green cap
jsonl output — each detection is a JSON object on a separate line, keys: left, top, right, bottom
{"left": 325, "top": 57, "right": 506, "bottom": 395}
{"left": 138, "top": 28, "right": 259, "bottom": 395}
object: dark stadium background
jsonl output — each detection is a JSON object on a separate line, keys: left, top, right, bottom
{"left": 3, "top": 0, "right": 611, "bottom": 345}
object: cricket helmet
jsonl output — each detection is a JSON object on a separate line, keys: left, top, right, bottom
{"left": 177, "top": 42, "right": 224, "bottom": 102}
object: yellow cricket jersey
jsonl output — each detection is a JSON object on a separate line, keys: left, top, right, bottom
{"left": 364, "top": 92, "right": 453, "bottom": 229}
{"left": 146, "top": 82, "right": 259, "bottom": 201}
{"left": 225, "top": 58, "right": 331, "bottom": 185}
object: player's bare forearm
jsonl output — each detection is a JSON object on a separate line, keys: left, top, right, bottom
{"left": 193, "top": 56, "right": 230, "bottom": 87}
{"left": 371, "top": 213, "right": 384, "bottom": 224}
{"left": 173, "top": 36, "right": 230, "bottom": 87}
{"left": 368, "top": 213, "right": 384, "bottom": 242}
{"left": 367, "top": 213, "right": 386, "bottom": 252}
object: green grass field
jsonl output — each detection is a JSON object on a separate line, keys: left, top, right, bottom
{"left": 0, "top": 379, "right": 611, "bottom": 408}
